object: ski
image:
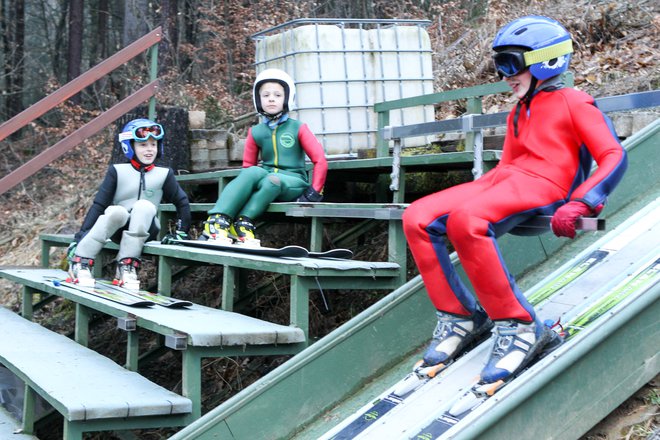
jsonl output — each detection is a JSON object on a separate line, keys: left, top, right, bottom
{"left": 49, "top": 278, "right": 155, "bottom": 307}
{"left": 309, "top": 248, "right": 354, "bottom": 260}
{"left": 166, "top": 238, "right": 353, "bottom": 260}
{"left": 563, "top": 256, "right": 660, "bottom": 339}
{"left": 95, "top": 280, "right": 192, "bottom": 308}
{"left": 412, "top": 254, "right": 660, "bottom": 439}
{"left": 321, "top": 209, "right": 659, "bottom": 440}
{"left": 166, "top": 239, "right": 310, "bottom": 258}
{"left": 525, "top": 207, "right": 658, "bottom": 306}
{"left": 525, "top": 249, "right": 609, "bottom": 305}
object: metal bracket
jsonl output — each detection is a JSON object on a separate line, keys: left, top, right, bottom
{"left": 165, "top": 333, "right": 188, "bottom": 350}
{"left": 461, "top": 113, "right": 475, "bottom": 132}
{"left": 382, "top": 125, "right": 394, "bottom": 141}
{"left": 117, "top": 316, "right": 136, "bottom": 331}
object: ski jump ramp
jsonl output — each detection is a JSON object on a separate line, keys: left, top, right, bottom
{"left": 170, "top": 120, "right": 659, "bottom": 440}
{"left": 319, "top": 199, "right": 660, "bottom": 440}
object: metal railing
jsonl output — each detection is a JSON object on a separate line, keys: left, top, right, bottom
{"left": 0, "top": 27, "right": 163, "bottom": 196}
{"left": 381, "top": 86, "right": 660, "bottom": 194}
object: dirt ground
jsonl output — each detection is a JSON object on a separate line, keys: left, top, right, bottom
{"left": 580, "top": 374, "right": 659, "bottom": 440}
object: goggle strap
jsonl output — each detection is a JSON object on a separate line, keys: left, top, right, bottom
{"left": 524, "top": 39, "right": 573, "bottom": 66}
{"left": 118, "top": 132, "right": 134, "bottom": 141}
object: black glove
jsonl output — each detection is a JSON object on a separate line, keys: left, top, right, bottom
{"left": 296, "top": 187, "right": 323, "bottom": 203}
{"left": 161, "top": 230, "right": 188, "bottom": 244}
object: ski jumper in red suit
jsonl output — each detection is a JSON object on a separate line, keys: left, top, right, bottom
{"left": 402, "top": 86, "right": 627, "bottom": 322}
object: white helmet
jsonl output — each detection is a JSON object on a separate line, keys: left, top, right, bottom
{"left": 253, "top": 68, "right": 296, "bottom": 116}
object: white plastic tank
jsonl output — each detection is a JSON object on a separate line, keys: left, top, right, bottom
{"left": 252, "top": 19, "right": 434, "bottom": 156}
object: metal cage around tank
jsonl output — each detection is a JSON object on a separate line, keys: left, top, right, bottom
{"left": 251, "top": 18, "right": 435, "bottom": 157}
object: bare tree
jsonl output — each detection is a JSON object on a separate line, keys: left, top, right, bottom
{"left": 2, "top": 0, "right": 26, "bottom": 121}
{"left": 67, "top": 0, "right": 84, "bottom": 104}
{"left": 160, "top": 0, "right": 180, "bottom": 71}
{"left": 92, "top": 0, "right": 110, "bottom": 64}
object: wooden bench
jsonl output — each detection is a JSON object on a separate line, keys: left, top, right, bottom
{"left": 0, "top": 267, "right": 306, "bottom": 420}
{"left": 159, "top": 201, "right": 410, "bottom": 270}
{"left": 158, "top": 201, "right": 603, "bottom": 271}
{"left": 39, "top": 234, "right": 402, "bottom": 342}
{"left": 0, "top": 305, "right": 192, "bottom": 440}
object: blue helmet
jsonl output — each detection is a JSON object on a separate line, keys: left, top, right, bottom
{"left": 117, "top": 118, "right": 165, "bottom": 161}
{"left": 492, "top": 16, "right": 573, "bottom": 80}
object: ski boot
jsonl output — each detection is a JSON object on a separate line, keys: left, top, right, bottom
{"left": 199, "top": 213, "right": 233, "bottom": 244}
{"left": 230, "top": 215, "right": 261, "bottom": 247}
{"left": 479, "top": 318, "right": 562, "bottom": 386}
{"left": 414, "top": 309, "right": 492, "bottom": 379}
{"left": 67, "top": 255, "right": 95, "bottom": 287}
{"left": 113, "top": 257, "right": 141, "bottom": 291}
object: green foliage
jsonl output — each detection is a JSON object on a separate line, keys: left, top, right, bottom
{"left": 647, "top": 388, "right": 660, "bottom": 406}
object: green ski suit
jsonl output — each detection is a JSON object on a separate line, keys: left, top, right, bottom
{"left": 208, "top": 117, "right": 327, "bottom": 219}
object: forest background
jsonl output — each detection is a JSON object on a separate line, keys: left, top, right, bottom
{"left": 0, "top": 0, "right": 658, "bottom": 439}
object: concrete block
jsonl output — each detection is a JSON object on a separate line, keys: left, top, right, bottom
{"left": 632, "top": 112, "right": 659, "bottom": 133}
{"left": 611, "top": 113, "right": 633, "bottom": 138}
{"left": 189, "top": 111, "right": 206, "bottom": 129}
{"left": 191, "top": 160, "right": 210, "bottom": 172}
{"left": 229, "top": 135, "right": 245, "bottom": 162}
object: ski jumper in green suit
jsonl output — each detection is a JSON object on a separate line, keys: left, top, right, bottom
{"left": 208, "top": 116, "right": 327, "bottom": 219}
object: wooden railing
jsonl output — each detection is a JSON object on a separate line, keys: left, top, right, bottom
{"left": 0, "top": 27, "right": 163, "bottom": 196}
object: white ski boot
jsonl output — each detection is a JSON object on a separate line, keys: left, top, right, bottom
{"left": 67, "top": 255, "right": 95, "bottom": 287}
{"left": 479, "top": 318, "right": 561, "bottom": 384}
{"left": 113, "top": 257, "right": 141, "bottom": 291}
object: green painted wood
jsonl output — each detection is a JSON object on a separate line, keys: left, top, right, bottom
{"left": 373, "top": 81, "right": 512, "bottom": 112}
{"left": 21, "top": 386, "right": 37, "bottom": 436}
{"left": 169, "top": 277, "right": 436, "bottom": 440}
{"left": 74, "top": 303, "right": 90, "bottom": 347}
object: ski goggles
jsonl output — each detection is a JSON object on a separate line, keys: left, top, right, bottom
{"left": 118, "top": 124, "right": 165, "bottom": 142}
{"left": 493, "top": 40, "right": 574, "bottom": 78}
{"left": 492, "top": 50, "right": 528, "bottom": 78}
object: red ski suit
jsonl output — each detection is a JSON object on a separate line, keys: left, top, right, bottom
{"left": 402, "top": 87, "right": 627, "bottom": 322}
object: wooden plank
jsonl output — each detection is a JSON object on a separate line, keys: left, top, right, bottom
{"left": 39, "top": 234, "right": 401, "bottom": 276}
{"left": 0, "top": 268, "right": 306, "bottom": 347}
{"left": 0, "top": 307, "right": 191, "bottom": 421}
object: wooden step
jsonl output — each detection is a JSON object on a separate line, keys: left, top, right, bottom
{"left": 0, "top": 306, "right": 191, "bottom": 439}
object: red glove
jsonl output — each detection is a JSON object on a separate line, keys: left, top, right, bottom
{"left": 551, "top": 201, "right": 603, "bottom": 239}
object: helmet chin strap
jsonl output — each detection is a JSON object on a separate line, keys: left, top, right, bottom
{"left": 513, "top": 76, "right": 538, "bottom": 137}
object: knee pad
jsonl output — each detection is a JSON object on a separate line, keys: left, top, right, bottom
{"left": 128, "top": 200, "right": 157, "bottom": 235}
{"left": 266, "top": 174, "right": 281, "bottom": 187}
{"left": 132, "top": 199, "right": 157, "bottom": 217}
{"left": 104, "top": 206, "right": 130, "bottom": 230}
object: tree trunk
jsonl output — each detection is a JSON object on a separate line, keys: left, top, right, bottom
{"left": 123, "top": 0, "right": 149, "bottom": 46}
{"left": 2, "top": 0, "right": 25, "bottom": 135}
{"left": 160, "top": 0, "right": 180, "bottom": 71}
{"left": 94, "top": 0, "right": 110, "bottom": 64}
{"left": 67, "top": 0, "right": 84, "bottom": 104}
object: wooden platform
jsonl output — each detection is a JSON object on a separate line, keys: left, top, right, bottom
{"left": 0, "top": 267, "right": 307, "bottom": 420}
{"left": 0, "top": 306, "right": 191, "bottom": 439}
